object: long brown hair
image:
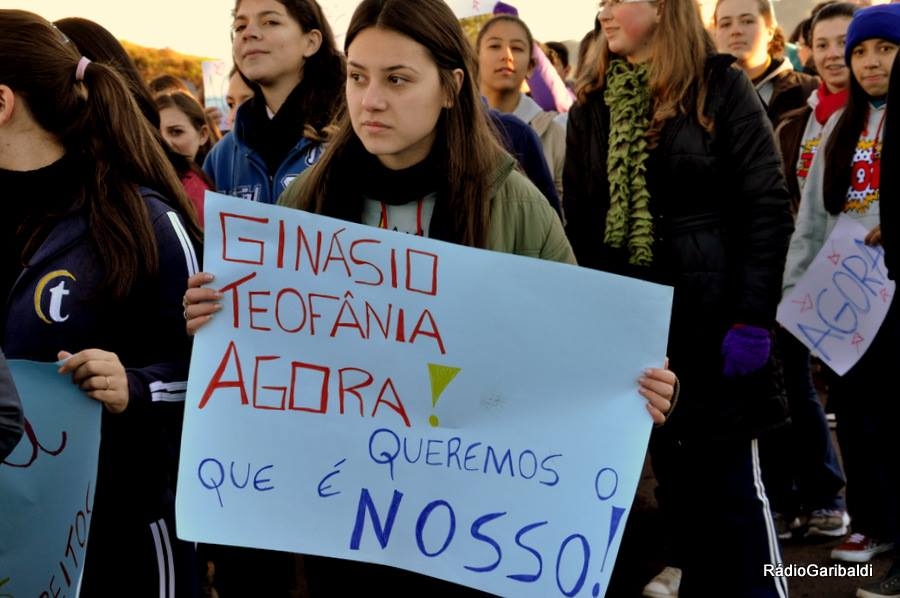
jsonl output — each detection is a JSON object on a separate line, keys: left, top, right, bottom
{"left": 155, "top": 91, "right": 222, "bottom": 165}
{"left": 576, "top": 0, "right": 716, "bottom": 146}
{"left": 53, "top": 16, "right": 208, "bottom": 187}
{"left": 54, "top": 17, "right": 162, "bottom": 128}
{"left": 1, "top": 10, "right": 202, "bottom": 298}
{"left": 283, "top": 0, "right": 507, "bottom": 248}
{"left": 233, "top": 0, "right": 345, "bottom": 142}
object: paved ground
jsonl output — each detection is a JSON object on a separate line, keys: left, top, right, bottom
{"left": 605, "top": 454, "right": 888, "bottom": 598}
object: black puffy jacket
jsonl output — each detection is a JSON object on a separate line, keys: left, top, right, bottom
{"left": 564, "top": 55, "right": 794, "bottom": 439}
{"left": 763, "top": 66, "right": 819, "bottom": 129}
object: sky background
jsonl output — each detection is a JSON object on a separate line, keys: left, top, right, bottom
{"left": 0, "top": 0, "right": 841, "bottom": 63}
{"left": 0, "top": 0, "right": 595, "bottom": 62}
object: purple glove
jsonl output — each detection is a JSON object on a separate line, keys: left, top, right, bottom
{"left": 721, "top": 325, "right": 771, "bottom": 377}
{"left": 494, "top": 1, "right": 519, "bottom": 15}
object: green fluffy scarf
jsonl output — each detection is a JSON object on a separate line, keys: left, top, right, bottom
{"left": 603, "top": 59, "right": 653, "bottom": 267}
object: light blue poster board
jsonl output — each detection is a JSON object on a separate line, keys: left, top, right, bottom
{"left": 0, "top": 360, "right": 102, "bottom": 597}
{"left": 177, "top": 192, "right": 673, "bottom": 597}
{"left": 202, "top": 60, "right": 229, "bottom": 131}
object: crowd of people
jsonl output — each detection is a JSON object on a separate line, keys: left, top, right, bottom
{"left": 2, "top": 0, "right": 899, "bottom": 596}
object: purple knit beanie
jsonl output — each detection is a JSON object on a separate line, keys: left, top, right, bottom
{"left": 493, "top": 2, "right": 519, "bottom": 16}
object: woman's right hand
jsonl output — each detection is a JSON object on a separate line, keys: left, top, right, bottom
{"left": 184, "top": 272, "right": 223, "bottom": 336}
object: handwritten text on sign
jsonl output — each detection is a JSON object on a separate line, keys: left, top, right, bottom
{"left": 777, "top": 214, "right": 895, "bottom": 376}
{"left": 201, "top": 60, "right": 229, "bottom": 131}
{"left": 448, "top": 0, "right": 489, "bottom": 19}
{"left": 0, "top": 361, "right": 101, "bottom": 598}
{"left": 176, "top": 192, "right": 673, "bottom": 597}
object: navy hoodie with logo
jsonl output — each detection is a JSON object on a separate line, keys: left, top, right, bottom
{"left": 2, "top": 180, "right": 199, "bottom": 533}
{"left": 203, "top": 99, "right": 323, "bottom": 205}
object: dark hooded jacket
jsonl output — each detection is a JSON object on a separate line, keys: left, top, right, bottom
{"left": 564, "top": 55, "right": 794, "bottom": 439}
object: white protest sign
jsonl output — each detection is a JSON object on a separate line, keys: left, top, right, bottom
{"left": 176, "top": 192, "right": 673, "bottom": 597}
{"left": 201, "top": 60, "right": 229, "bottom": 131}
{"left": 778, "top": 214, "right": 895, "bottom": 375}
{"left": 447, "top": 0, "right": 492, "bottom": 18}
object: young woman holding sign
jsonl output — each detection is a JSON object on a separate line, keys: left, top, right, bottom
{"left": 782, "top": 5, "right": 900, "bottom": 585}
{"left": 184, "top": 0, "right": 677, "bottom": 593}
{"left": 0, "top": 9, "right": 201, "bottom": 596}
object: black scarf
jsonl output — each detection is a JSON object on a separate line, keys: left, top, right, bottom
{"left": 356, "top": 147, "right": 444, "bottom": 205}
{"left": 241, "top": 83, "right": 310, "bottom": 175}
{"left": 340, "top": 144, "right": 460, "bottom": 243}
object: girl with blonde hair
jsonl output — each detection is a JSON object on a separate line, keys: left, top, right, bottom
{"left": 566, "top": 0, "right": 794, "bottom": 595}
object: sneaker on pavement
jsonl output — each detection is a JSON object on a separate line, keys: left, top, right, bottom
{"left": 857, "top": 566, "right": 900, "bottom": 597}
{"left": 642, "top": 566, "right": 681, "bottom": 598}
{"left": 806, "top": 509, "right": 850, "bottom": 538}
{"left": 773, "top": 512, "right": 803, "bottom": 540}
{"left": 831, "top": 533, "right": 894, "bottom": 563}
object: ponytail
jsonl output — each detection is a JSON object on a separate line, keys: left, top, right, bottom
{"left": 74, "top": 60, "right": 199, "bottom": 295}
{"left": 0, "top": 10, "right": 201, "bottom": 298}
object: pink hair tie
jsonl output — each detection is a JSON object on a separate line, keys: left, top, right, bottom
{"left": 75, "top": 56, "right": 91, "bottom": 82}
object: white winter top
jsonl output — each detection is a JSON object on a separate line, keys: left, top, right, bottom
{"left": 782, "top": 102, "right": 885, "bottom": 295}
{"left": 513, "top": 93, "right": 566, "bottom": 198}
{"left": 793, "top": 88, "right": 828, "bottom": 194}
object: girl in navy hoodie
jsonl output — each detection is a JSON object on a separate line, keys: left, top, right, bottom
{"left": 0, "top": 10, "right": 201, "bottom": 596}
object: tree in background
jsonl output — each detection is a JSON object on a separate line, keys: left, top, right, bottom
{"left": 461, "top": 14, "right": 492, "bottom": 45}
{"left": 122, "top": 40, "right": 206, "bottom": 98}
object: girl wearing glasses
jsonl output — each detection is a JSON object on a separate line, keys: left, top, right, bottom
{"left": 565, "top": 0, "right": 793, "bottom": 596}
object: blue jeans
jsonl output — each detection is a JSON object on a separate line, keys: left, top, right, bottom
{"left": 758, "top": 329, "right": 845, "bottom": 517}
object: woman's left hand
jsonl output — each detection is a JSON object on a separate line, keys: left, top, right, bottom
{"left": 639, "top": 359, "right": 677, "bottom": 425}
{"left": 57, "top": 349, "right": 129, "bottom": 414}
{"left": 865, "top": 224, "right": 882, "bottom": 246}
